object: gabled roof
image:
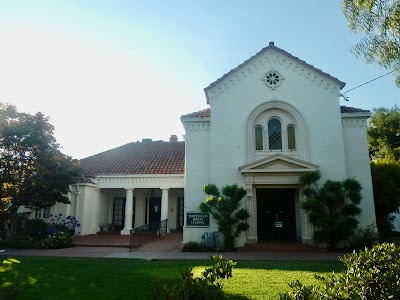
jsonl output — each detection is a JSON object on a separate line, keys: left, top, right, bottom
{"left": 204, "top": 42, "right": 346, "bottom": 103}
{"left": 80, "top": 141, "right": 185, "bottom": 178}
{"left": 182, "top": 106, "right": 369, "bottom": 120}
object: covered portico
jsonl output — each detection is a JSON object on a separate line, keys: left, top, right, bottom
{"left": 96, "top": 174, "right": 185, "bottom": 235}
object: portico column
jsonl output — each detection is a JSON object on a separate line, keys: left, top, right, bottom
{"left": 121, "top": 188, "right": 134, "bottom": 235}
{"left": 161, "top": 188, "right": 169, "bottom": 221}
{"left": 246, "top": 183, "right": 257, "bottom": 243}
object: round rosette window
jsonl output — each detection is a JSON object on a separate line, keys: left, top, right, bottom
{"left": 262, "top": 70, "right": 284, "bottom": 89}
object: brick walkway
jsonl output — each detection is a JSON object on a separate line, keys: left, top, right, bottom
{"left": 72, "top": 231, "right": 183, "bottom": 251}
{"left": 1, "top": 231, "right": 342, "bottom": 260}
{"left": 72, "top": 231, "right": 131, "bottom": 248}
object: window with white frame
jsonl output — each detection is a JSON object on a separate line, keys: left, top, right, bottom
{"left": 287, "top": 124, "right": 296, "bottom": 150}
{"left": 268, "top": 118, "right": 282, "bottom": 150}
{"left": 35, "top": 207, "right": 50, "bottom": 219}
{"left": 255, "top": 125, "right": 264, "bottom": 150}
{"left": 253, "top": 109, "right": 297, "bottom": 152}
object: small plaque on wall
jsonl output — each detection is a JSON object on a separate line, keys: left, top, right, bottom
{"left": 186, "top": 213, "right": 210, "bottom": 227}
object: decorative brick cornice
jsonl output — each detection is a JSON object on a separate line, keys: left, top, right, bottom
{"left": 342, "top": 118, "right": 368, "bottom": 128}
{"left": 182, "top": 122, "right": 210, "bottom": 132}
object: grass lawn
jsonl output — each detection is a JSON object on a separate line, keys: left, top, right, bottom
{"left": 1, "top": 256, "right": 343, "bottom": 299}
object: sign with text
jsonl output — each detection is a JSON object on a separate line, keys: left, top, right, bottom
{"left": 186, "top": 213, "right": 210, "bottom": 227}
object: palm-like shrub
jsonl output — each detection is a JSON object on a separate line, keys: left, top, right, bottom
{"left": 200, "top": 184, "right": 249, "bottom": 251}
{"left": 300, "top": 171, "right": 362, "bottom": 248}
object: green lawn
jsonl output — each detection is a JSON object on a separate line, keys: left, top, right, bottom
{"left": 1, "top": 256, "right": 343, "bottom": 299}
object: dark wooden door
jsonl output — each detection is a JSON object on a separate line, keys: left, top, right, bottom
{"left": 177, "top": 197, "right": 184, "bottom": 231}
{"left": 148, "top": 197, "right": 161, "bottom": 224}
{"left": 256, "top": 189, "right": 296, "bottom": 241}
{"left": 113, "top": 197, "right": 125, "bottom": 230}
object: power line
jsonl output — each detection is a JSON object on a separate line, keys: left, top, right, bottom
{"left": 340, "top": 70, "right": 394, "bottom": 101}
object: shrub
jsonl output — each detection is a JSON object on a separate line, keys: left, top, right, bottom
{"left": 0, "top": 283, "right": 20, "bottom": 300}
{"left": 20, "top": 218, "right": 48, "bottom": 237}
{"left": 5, "top": 214, "right": 80, "bottom": 249}
{"left": 200, "top": 184, "right": 249, "bottom": 251}
{"left": 37, "top": 230, "right": 73, "bottom": 249}
{"left": 281, "top": 243, "right": 400, "bottom": 299}
{"left": 279, "top": 280, "right": 318, "bottom": 300}
{"left": 182, "top": 241, "right": 203, "bottom": 252}
{"left": 9, "top": 233, "right": 34, "bottom": 249}
{"left": 300, "top": 170, "right": 362, "bottom": 249}
{"left": 149, "top": 255, "right": 235, "bottom": 300}
{"left": 349, "top": 223, "right": 380, "bottom": 251}
{"left": 370, "top": 161, "right": 400, "bottom": 240}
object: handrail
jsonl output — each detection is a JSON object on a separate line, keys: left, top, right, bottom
{"left": 129, "top": 219, "right": 168, "bottom": 252}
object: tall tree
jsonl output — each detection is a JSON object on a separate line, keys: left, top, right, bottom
{"left": 342, "top": 0, "right": 400, "bottom": 86}
{"left": 200, "top": 184, "right": 249, "bottom": 251}
{"left": 370, "top": 161, "right": 400, "bottom": 238}
{"left": 0, "top": 103, "right": 81, "bottom": 241}
{"left": 300, "top": 170, "right": 362, "bottom": 248}
{"left": 368, "top": 105, "right": 400, "bottom": 161}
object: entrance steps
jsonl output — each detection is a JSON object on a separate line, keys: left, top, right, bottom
{"left": 72, "top": 231, "right": 183, "bottom": 250}
{"left": 240, "top": 241, "right": 325, "bottom": 252}
{"left": 72, "top": 231, "right": 130, "bottom": 248}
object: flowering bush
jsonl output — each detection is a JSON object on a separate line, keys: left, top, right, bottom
{"left": 37, "top": 230, "right": 73, "bottom": 249}
{"left": 49, "top": 214, "right": 81, "bottom": 235}
{"left": 9, "top": 214, "right": 81, "bottom": 249}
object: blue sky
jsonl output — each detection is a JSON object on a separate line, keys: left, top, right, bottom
{"left": 0, "top": 0, "right": 398, "bottom": 159}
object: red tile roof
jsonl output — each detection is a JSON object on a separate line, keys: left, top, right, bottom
{"left": 182, "top": 106, "right": 369, "bottom": 119}
{"left": 80, "top": 141, "right": 185, "bottom": 177}
{"left": 340, "top": 106, "right": 370, "bottom": 113}
{"left": 181, "top": 108, "right": 211, "bottom": 119}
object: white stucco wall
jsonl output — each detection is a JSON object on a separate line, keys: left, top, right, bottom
{"left": 341, "top": 115, "right": 377, "bottom": 229}
{"left": 183, "top": 47, "right": 374, "bottom": 247}
{"left": 182, "top": 120, "right": 214, "bottom": 244}
{"left": 207, "top": 48, "right": 347, "bottom": 187}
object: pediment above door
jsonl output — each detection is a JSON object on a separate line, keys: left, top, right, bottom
{"left": 239, "top": 154, "right": 319, "bottom": 176}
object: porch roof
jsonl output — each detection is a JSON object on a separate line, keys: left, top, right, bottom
{"left": 80, "top": 140, "right": 185, "bottom": 178}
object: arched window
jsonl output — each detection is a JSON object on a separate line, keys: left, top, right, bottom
{"left": 287, "top": 125, "right": 296, "bottom": 150}
{"left": 255, "top": 126, "right": 264, "bottom": 150}
{"left": 268, "top": 118, "right": 282, "bottom": 150}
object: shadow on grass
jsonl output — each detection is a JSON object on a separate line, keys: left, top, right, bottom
{"left": 0, "top": 256, "right": 343, "bottom": 300}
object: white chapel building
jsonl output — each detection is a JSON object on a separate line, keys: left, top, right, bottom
{"left": 51, "top": 42, "right": 376, "bottom": 247}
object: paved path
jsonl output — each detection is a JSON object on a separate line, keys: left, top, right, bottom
{"left": 0, "top": 231, "right": 343, "bottom": 260}
{"left": 0, "top": 247, "right": 342, "bottom": 261}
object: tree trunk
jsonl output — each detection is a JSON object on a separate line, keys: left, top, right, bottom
{"left": 2, "top": 206, "right": 19, "bottom": 243}
{"left": 1, "top": 210, "right": 12, "bottom": 242}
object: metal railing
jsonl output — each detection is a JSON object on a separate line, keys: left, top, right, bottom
{"left": 129, "top": 219, "right": 168, "bottom": 252}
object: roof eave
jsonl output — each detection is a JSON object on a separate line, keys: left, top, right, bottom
{"left": 341, "top": 112, "right": 371, "bottom": 118}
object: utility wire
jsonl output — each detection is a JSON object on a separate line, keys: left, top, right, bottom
{"left": 340, "top": 70, "right": 394, "bottom": 101}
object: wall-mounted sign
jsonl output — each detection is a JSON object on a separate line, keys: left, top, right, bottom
{"left": 186, "top": 213, "right": 210, "bottom": 227}
{"left": 274, "top": 221, "right": 283, "bottom": 228}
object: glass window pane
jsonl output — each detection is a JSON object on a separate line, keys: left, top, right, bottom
{"left": 255, "top": 126, "right": 263, "bottom": 150}
{"left": 288, "top": 125, "right": 296, "bottom": 150}
{"left": 268, "top": 118, "right": 282, "bottom": 150}
{"left": 43, "top": 207, "right": 50, "bottom": 218}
